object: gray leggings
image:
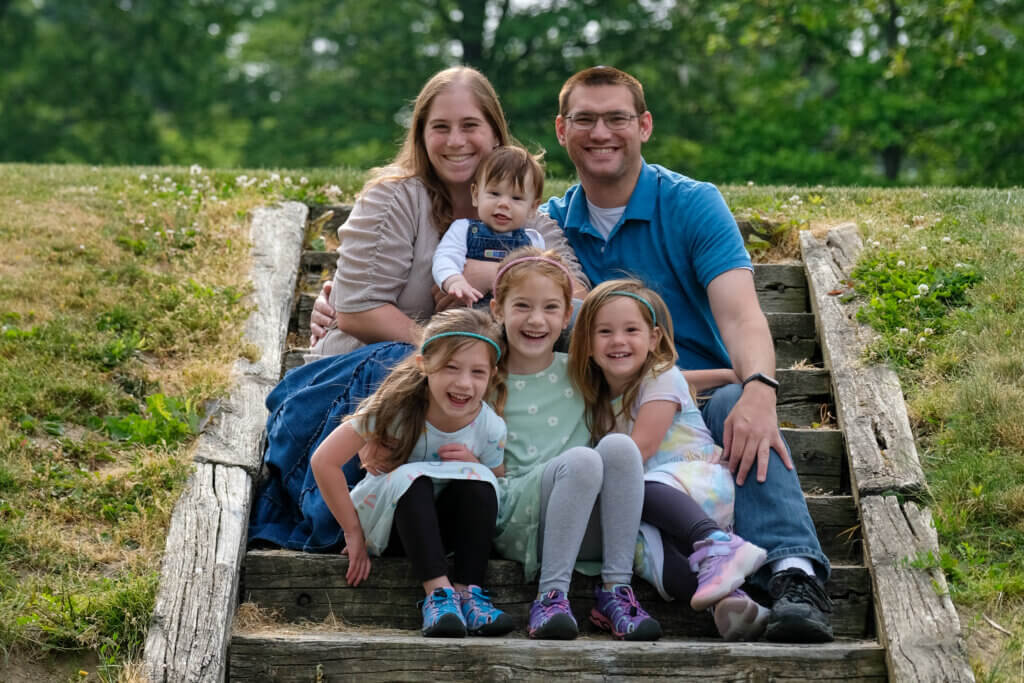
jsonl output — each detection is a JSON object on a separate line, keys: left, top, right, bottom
{"left": 537, "top": 433, "right": 644, "bottom": 594}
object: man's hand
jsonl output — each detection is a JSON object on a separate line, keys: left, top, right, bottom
{"left": 437, "top": 443, "right": 479, "bottom": 464}
{"left": 716, "top": 383, "right": 792, "bottom": 485}
{"left": 310, "top": 281, "right": 336, "bottom": 346}
{"left": 360, "top": 441, "right": 396, "bottom": 476}
{"left": 442, "top": 275, "right": 483, "bottom": 306}
{"left": 341, "top": 532, "right": 372, "bottom": 586}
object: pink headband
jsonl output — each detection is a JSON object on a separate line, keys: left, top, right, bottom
{"left": 492, "top": 256, "right": 574, "bottom": 297}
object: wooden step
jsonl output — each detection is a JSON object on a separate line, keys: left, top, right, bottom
{"left": 242, "top": 553, "right": 870, "bottom": 638}
{"left": 229, "top": 631, "right": 887, "bottom": 682}
{"left": 754, "top": 263, "right": 809, "bottom": 313}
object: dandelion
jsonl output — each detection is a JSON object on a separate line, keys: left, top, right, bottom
{"left": 190, "top": 164, "right": 203, "bottom": 175}
{"left": 300, "top": 176, "right": 309, "bottom": 185}
{"left": 918, "top": 283, "right": 929, "bottom": 295}
{"left": 942, "top": 236, "right": 951, "bottom": 243}
{"left": 897, "top": 260, "right": 906, "bottom": 267}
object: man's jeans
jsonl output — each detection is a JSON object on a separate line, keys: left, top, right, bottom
{"left": 701, "top": 383, "right": 831, "bottom": 586}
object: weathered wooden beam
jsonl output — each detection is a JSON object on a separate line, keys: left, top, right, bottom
{"left": 800, "top": 227, "right": 925, "bottom": 497}
{"left": 753, "top": 262, "right": 810, "bottom": 313}
{"left": 861, "top": 496, "right": 973, "bottom": 682}
{"left": 144, "top": 202, "right": 306, "bottom": 683}
{"left": 229, "top": 632, "right": 888, "bottom": 682}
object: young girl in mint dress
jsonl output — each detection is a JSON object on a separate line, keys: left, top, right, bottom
{"left": 310, "top": 308, "right": 513, "bottom": 639}
{"left": 568, "top": 279, "right": 770, "bottom": 641}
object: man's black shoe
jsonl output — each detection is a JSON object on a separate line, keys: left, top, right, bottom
{"left": 764, "top": 568, "right": 834, "bottom": 642}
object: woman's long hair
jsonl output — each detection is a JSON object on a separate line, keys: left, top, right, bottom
{"left": 350, "top": 308, "right": 505, "bottom": 470}
{"left": 568, "top": 279, "right": 677, "bottom": 442}
{"left": 364, "top": 66, "right": 512, "bottom": 234}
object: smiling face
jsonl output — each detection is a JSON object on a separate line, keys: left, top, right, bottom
{"left": 555, "top": 83, "right": 652, "bottom": 193}
{"left": 424, "top": 83, "right": 500, "bottom": 194}
{"left": 491, "top": 272, "right": 571, "bottom": 374}
{"left": 422, "top": 340, "right": 495, "bottom": 431}
{"left": 473, "top": 173, "right": 539, "bottom": 233}
{"left": 589, "top": 296, "right": 660, "bottom": 396}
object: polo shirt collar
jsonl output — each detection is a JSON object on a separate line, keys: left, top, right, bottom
{"left": 562, "top": 159, "right": 657, "bottom": 236}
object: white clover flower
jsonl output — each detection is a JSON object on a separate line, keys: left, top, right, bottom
{"left": 270, "top": 172, "right": 281, "bottom": 181}
{"left": 139, "top": 173, "right": 147, "bottom": 180}
{"left": 284, "top": 176, "right": 293, "bottom": 185}
{"left": 913, "top": 294, "right": 921, "bottom": 299}
{"left": 920, "top": 246, "right": 928, "bottom": 251}
{"left": 918, "top": 337, "right": 927, "bottom": 344}
{"left": 955, "top": 262, "right": 965, "bottom": 268}
{"left": 747, "top": 180, "right": 754, "bottom": 186}
{"left": 942, "top": 236, "right": 952, "bottom": 243}
{"left": 924, "top": 327, "right": 934, "bottom": 335}
{"left": 189, "top": 164, "right": 202, "bottom": 176}
{"left": 897, "top": 260, "right": 906, "bottom": 267}
{"left": 235, "top": 174, "right": 248, "bottom": 184}
{"left": 789, "top": 194, "right": 800, "bottom": 202}
{"left": 79, "top": 244, "right": 85, "bottom": 250}
{"left": 918, "top": 284, "right": 930, "bottom": 294}
{"left": 300, "top": 176, "right": 309, "bottom": 185}
{"left": 325, "top": 184, "right": 342, "bottom": 198}
{"left": 898, "top": 327, "right": 909, "bottom": 334}
{"left": 873, "top": 240, "right": 881, "bottom": 247}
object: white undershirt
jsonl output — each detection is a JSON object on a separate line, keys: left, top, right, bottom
{"left": 586, "top": 199, "right": 626, "bottom": 240}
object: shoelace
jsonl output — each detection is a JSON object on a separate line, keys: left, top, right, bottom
{"left": 423, "top": 589, "right": 456, "bottom": 617}
{"left": 611, "top": 586, "right": 643, "bottom": 618}
{"left": 770, "top": 570, "right": 833, "bottom": 614}
{"left": 536, "top": 590, "right": 569, "bottom": 618}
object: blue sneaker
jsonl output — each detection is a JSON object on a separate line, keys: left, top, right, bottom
{"left": 418, "top": 587, "right": 466, "bottom": 637}
{"left": 460, "top": 585, "right": 515, "bottom": 636}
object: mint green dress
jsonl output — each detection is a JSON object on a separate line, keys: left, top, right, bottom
{"left": 493, "top": 353, "right": 591, "bottom": 580}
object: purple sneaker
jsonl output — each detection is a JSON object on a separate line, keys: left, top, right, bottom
{"left": 528, "top": 590, "right": 578, "bottom": 640}
{"left": 689, "top": 534, "right": 767, "bottom": 611}
{"left": 589, "top": 584, "right": 662, "bottom": 641}
{"left": 460, "top": 585, "right": 515, "bottom": 636}
{"left": 712, "top": 589, "right": 770, "bottom": 641}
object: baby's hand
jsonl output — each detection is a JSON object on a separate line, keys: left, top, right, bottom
{"left": 360, "top": 441, "right": 395, "bottom": 476}
{"left": 438, "top": 443, "right": 479, "bottom": 464}
{"left": 443, "top": 275, "right": 483, "bottom": 305}
{"left": 341, "top": 533, "right": 372, "bottom": 586}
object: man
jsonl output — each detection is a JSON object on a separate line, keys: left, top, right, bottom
{"left": 542, "top": 66, "right": 832, "bottom": 643}
{"left": 311, "top": 65, "right": 833, "bottom": 642}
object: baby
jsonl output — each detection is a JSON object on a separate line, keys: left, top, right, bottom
{"left": 432, "top": 145, "right": 546, "bottom": 306}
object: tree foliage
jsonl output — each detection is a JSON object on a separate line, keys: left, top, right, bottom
{"left": 1, "top": 0, "right": 1020, "bottom": 185}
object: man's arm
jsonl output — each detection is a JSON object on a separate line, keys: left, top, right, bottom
{"left": 707, "top": 268, "right": 792, "bottom": 485}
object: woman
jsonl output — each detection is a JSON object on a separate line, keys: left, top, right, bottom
{"left": 308, "top": 66, "right": 583, "bottom": 358}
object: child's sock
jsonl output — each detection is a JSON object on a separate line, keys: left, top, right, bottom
{"left": 770, "top": 556, "right": 815, "bottom": 578}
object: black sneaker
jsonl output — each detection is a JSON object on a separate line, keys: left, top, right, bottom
{"left": 764, "top": 568, "right": 834, "bottom": 642}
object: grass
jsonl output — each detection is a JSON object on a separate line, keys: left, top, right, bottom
{"left": 1, "top": 166, "right": 1021, "bottom": 681}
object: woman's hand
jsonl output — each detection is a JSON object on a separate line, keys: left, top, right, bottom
{"left": 438, "top": 443, "right": 479, "bottom": 464}
{"left": 360, "top": 441, "right": 396, "bottom": 475}
{"left": 310, "top": 281, "right": 336, "bottom": 346}
{"left": 342, "top": 532, "right": 372, "bottom": 586}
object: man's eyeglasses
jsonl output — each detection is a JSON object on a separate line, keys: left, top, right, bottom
{"left": 563, "top": 111, "right": 641, "bottom": 130}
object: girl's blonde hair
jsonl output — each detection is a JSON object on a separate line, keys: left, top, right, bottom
{"left": 350, "top": 308, "right": 505, "bottom": 470}
{"left": 492, "top": 246, "right": 574, "bottom": 311}
{"left": 366, "top": 66, "right": 512, "bottom": 233}
{"left": 568, "top": 279, "right": 677, "bottom": 442}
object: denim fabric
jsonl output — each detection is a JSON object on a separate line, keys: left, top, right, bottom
{"left": 700, "top": 383, "right": 830, "bottom": 586}
{"left": 248, "top": 342, "right": 413, "bottom": 551}
{"left": 464, "top": 219, "right": 531, "bottom": 262}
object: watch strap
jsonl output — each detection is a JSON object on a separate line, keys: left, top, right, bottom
{"left": 742, "top": 372, "right": 779, "bottom": 391}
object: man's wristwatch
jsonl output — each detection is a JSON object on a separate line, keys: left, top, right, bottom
{"left": 742, "top": 372, "right": 779, "bottom": 392}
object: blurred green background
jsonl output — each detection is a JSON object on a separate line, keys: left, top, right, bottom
{"left": 2, "top": 0, "right": 1021, "bottom": 186}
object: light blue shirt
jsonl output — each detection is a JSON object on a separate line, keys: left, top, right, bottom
{"left": 543, "top": 161, "right": 751, "bottom": 370}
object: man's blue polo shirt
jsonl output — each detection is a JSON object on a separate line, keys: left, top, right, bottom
{"left": 543, "top": 161, "right": 751, "bottom": 370}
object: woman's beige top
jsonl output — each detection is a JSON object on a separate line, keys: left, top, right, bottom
{"left": 309, "top": 174, "right": 584, "bottom": 358}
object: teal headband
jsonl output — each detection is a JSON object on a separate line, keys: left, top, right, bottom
{"left": 609, "top": 290, "right": 657, "bottom": 326}
{"left": 421, "top": 331, "right": 502, "bottom": 362}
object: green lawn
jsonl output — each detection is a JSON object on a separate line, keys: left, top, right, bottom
{"left": 0, "top": 164, "right": 1020, "bottom": 681}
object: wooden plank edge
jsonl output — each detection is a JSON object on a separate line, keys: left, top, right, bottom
{"left": 143, "top": 202, "right": 306, "bottom": 682}
{"left": 861, "top": 496, "right": 973, "bottom": 682}
{"left": 800, "top": 227, "right": 926, "bottom": 498}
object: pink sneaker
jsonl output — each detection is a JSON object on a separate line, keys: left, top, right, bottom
{"left": 689, "top": 534, "right": 767, "bottom": 611}
{"left": 713, "top": 589, "right": 770, "bottom": 641}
